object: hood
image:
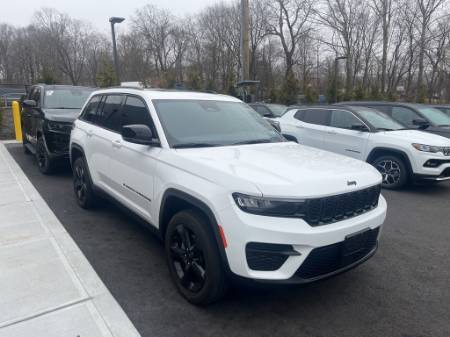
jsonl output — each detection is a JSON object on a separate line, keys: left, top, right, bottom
{"left": 423, "top": 126, "right": 450, "bottom": 139}
{"left": 43, "top": 108, "right": 81, "bottom": 123}
{"left": 169, "top": 142, "right": 382, "bottom": 198}
{"left": 378, "top": 130, "right": 450, "bottom": 146}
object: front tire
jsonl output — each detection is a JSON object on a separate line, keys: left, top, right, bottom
{"left": 35, "top": 138, "right": 54, "bottom": 174}
{"left": 373, "top": 155, "right": 408, "bottom": 189}
{"left": 22, "top": 130, "right": 31, "bottom": 155}
{"left": 165, "top": 210, "right": 227, "bottom": 305}
{"left": 73, "top": 157, "right": 96, "bottom": 209}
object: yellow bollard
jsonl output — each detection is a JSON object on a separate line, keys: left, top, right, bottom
{"left": 12, "top": 101, "right": 22, "bottom": 142}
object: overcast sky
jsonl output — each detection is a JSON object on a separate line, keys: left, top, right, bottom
{"left": 0, "top": 0, "right": 233, "bottom": 33}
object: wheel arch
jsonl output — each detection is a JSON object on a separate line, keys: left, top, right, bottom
{"left": 70, "top": 143, "right": 85, "bottom": 167}
{"left": 159, "top": 188, "right": 230, "bottom": 271}
{"left": 367, "top": 147, "right": 413, "bottom": 178}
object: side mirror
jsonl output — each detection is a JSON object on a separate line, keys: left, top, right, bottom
{"left": 283, "top": 134, "right": 299, "bottom": 143}
{"left": 267, "top": 119, "right": 281, "bottom": 132}
{"left": 351, "top": 124, "right": 369, "bottom": 132}
{"left": 122, "top": 124, "right": 160, "bottom": 146}
{"left": 413, "top": 118, "right": 430, "bottom": 129}
{"left": 22, "top": 99, "right": 37, "bottom": 107}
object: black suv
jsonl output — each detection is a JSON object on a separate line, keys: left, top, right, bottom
{"left": 21, "top": 84, "right": 95, "bottom": 173}
{"left": 340, "top": 102, "right": 450, "bottom": 139}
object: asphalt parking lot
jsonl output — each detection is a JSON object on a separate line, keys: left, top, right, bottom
{"left": 6, "top": 142, "right": 450, "bottom": 337}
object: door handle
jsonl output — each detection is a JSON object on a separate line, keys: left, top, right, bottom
{"left": 295, "top": 125, "right": 304, "bottom": 129}
{"left": 327, "top": 130, "right": 337, "bottom": 134}
{"left": 112, "top": 140, "right": 122, "bottom": 148}
{"left": 87, "top": 130, "right": 93, "bottom": 137}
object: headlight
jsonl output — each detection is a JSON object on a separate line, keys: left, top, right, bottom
{"left": 46, "top": 121, "right": 71, "bottom": 132}
{"left": 232, "top": 193, "right": 306, "bottom": 217}
{"left": 412, "top": 143, "right": 450, "bottom": 155}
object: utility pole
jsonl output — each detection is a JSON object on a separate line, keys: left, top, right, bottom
{"left": 109, "top": 17, "right": 125, "bottom": 85}
{"left": 240, "top": 0, "right": 250, "bottom": 82}
{"left": 333, "top": 56, "right": 347, "bottom": 103}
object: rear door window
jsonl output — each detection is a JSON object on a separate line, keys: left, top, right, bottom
{"left": 302, "top": 109, "right": 331, "bottom": 126}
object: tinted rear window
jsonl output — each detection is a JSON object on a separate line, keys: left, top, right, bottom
{"left": 302, "top": 109, "right": 330, "bottom": 126}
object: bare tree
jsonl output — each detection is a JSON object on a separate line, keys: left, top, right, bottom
{"left": 266, "top": 0, "right": 315, "bottom": 77}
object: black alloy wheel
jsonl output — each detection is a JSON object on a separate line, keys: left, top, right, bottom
{"left": 165, "top": 210, "right": 227, "bottom": 305}
{"left": 35, "top": 138, "right": 53, "bottom": 174}
{"left": 73, "top": 157, "right": 96, "bottom": 209}
{"left": 169, "top": 224, "right": 207, "bottom": 293}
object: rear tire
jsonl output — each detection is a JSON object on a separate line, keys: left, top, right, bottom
{"left": 373, "top": 155, "right": 408, "bottom": 189}
{"left": 35, "top": 138, "right": 54, "bottom": 174}
{"left": 73, "top": 157, "right": 96, "bottom": 209}
{"left": 165, "top": 210, "right": 228, "bottom": 305}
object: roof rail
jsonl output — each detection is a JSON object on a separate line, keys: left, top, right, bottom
{"left": 105, "top": 86, "right": 145, "bottom": 90}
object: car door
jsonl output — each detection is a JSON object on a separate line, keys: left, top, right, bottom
{"left": 30, "top": 87, "right": 43, "bottom": 145}
{"left": 389, "top": 106, "right": 422, "bottom": 128}
{"left": 87, "top": 94, "right": 124, "bottom": 192}
{"left": 108, "top": 95, "right": 161, "bottom": 222}
{"left": 21, "top": 87, "right": 36, "bottom": 143}
{"left": 290, "top": 108, "right": 330, "bottom": 149}
{"left": 322, "top": 109, "right": 370, "bottom": 160}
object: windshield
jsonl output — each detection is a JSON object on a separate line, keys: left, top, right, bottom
{"left": 418, "top": 107, "right": 450, "bottom": 126}
{"left": 44, "top": 87, "right": 94, "bottom": 109}
{"left": 153, "top": 99, "right": 284, "bottom": 148}
{"left": 266, "top": 104, "right": 288, "bottom": 117}
{"left": 354, "top": 107, "right": 404, "bottom": 130}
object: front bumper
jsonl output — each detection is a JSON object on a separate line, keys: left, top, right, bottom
{"left": 217, "top": 195, "right": 387, "bottom": 282}
{"left": 412, "top": 152, "right": 450, "bottom": 180}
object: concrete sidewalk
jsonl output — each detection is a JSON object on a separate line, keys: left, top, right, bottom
{"left": 0, "top": 141, "right": 141, "bottom": 337}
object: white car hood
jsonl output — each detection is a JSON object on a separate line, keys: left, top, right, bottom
{"left": 377, "top": 130, "right": 450, "bottom": 146}
{"left": 171, "top": 142, "right": 382, "bottom": 198}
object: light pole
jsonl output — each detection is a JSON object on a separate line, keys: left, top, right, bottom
{"left": 109, "top": 17, "right": 125, "bottom": 85}
{"left": 334, "top": 56, "right": 347, "bottom": 103}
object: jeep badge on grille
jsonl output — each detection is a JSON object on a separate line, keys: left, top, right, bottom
{"left": 347, "top": 181, "right": 357, "bottom": 186}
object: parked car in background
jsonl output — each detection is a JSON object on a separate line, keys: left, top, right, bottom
{"left": 249, "top": 103, "right": 287, "bottom": 118}
{"left": 340, "top": 101, "right": 450, "bottom": 139}
{"left": 248, "top": 103, "right": 287, "bottom": 132}
{"left": 21, "top": 84, "right": 95, "bottom": 174}
{"left": 430, "top": 104, "right": 450, "bottom": 116}
{"left": 279, "top": 105, "right": 450, "bottom": 189}
{"left": 70, "top": 88, "right": 386, "bottom": 304}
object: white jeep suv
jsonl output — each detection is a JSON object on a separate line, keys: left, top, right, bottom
{"left": 278, "top": 105, "right": 450, "bottom": 189}
{"left": 70, "top": 88, "right": 387, "bottom": 304}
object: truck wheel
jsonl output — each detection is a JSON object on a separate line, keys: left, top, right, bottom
{"left": 73, "top": 157, "right": 96, "bottom": 209}
{"left": 373, "top": 155, "right": 408, "bottom": 189}
{"left": 35, "top": 138, "right": 54, "bottom": 174}
{"left": 165, "top": 210, "right": 228, "bottom": 305}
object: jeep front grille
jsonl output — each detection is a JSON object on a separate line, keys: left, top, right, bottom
{"left": 304, "top": 185, "right": 381, "bottom": 226}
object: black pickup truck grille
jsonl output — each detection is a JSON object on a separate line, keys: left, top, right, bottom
{"left": 304, "top": 185, "right": 381, "bottom": 226}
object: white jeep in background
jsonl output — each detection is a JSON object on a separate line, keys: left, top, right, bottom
{"left": 70, "top": 89, "right": 386, "bottom": 304}
{"left": 278, "top": 105, "right": 450, "bottom": 189}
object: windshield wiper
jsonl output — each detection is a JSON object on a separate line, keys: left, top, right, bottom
{"left": 231, "top": 139, "right": 274, "bottom": 145}
{"left": 47, "top": 107, "right": 79, "bottom": 109}
{"left": 376, "top": 128, "right": 395, "bottom": 131}
{"left": 438, "top": 124, "right": 450, "bottom": 127}
{"left": 172, "top": 143, "right": 220, "bottom": 149}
